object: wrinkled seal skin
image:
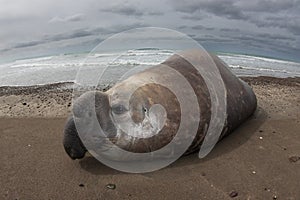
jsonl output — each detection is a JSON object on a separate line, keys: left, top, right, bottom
{"left": 63, "top": 49, "right": 257, "bottom": 160}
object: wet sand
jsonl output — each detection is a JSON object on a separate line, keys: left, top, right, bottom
{"left": 0, "top": 77, "right": 299, "bottom": 199}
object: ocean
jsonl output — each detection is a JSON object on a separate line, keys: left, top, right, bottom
{"left": 0, "top": 48, "right": 300, "bottom": 86}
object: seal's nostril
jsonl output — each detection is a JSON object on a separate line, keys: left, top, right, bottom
{"left": 70, "top": 150, "right": 77, "bottom": 160}
{"left": 143, "top": 107, "right": 147, "bottom": 113}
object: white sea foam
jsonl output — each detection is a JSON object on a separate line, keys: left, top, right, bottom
{"left": 0, "top": 49, "right": 299, "bottom": 86}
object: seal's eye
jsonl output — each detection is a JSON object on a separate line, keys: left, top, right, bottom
{"left": 111, "top": 104, "right": 127, "bottom": 115}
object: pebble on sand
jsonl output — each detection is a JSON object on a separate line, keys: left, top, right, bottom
{"left": 106, "top": 183, "right": 116, "bottom": 190}
{"left": 288, "top": 156, "right": 300, "bottom": 163}
{"left": 229, "top": 191, "right": 238, "bottom": 198}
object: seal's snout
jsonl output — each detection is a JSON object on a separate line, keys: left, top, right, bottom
{"left": 63, "top": 91, "right": 114, "bottom": 160}
{"left": 63, "top": 117, "right": 87, "bottom": 159}
{"left": 72, "top": 91, "right": 108, "bottom": 119}
{"left": 72, "top": 102, "right": 86, "bottom": 119}
{"left": 72, "top": 92, "right": 97, "bottom": 118}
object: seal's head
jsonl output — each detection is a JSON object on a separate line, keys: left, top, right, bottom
{"left": 63, "top": 77, "right": 180, "bottom": 159}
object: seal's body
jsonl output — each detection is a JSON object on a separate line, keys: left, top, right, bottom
{"left": 63, "top": 50, "right": 257, "bottom": 160}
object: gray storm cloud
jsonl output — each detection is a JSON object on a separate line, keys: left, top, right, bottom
{"left": 48, "top": 14, "right": 85, "bottom": 23}
{"left": 0, "top": 0, "right": 299, "bottom": 63}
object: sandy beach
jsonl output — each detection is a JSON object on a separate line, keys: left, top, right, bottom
{"left": 0, "top": 76, "right": 299, "bottom": 200}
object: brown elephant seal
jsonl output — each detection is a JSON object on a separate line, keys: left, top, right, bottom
{"left": 63, "top": 49, "right": 257, "bottom": 162}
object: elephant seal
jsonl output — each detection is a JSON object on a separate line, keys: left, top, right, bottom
{"left": 63, "top": 49, "right": 257, "bottom": 161}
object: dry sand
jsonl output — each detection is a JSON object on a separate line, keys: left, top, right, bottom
{"left": 0, "top": 77, "right": 299, "bottom": 200}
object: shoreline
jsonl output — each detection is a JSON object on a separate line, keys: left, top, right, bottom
{"left": 0, "top": 76, "right": 299, "bottom": 118}
{"left": 1, "top": 76, "right": 299, "bottom": 94}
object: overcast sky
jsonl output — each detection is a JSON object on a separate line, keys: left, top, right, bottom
{"left": 0, "top": 0, "right": 299, "bottom": 63}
